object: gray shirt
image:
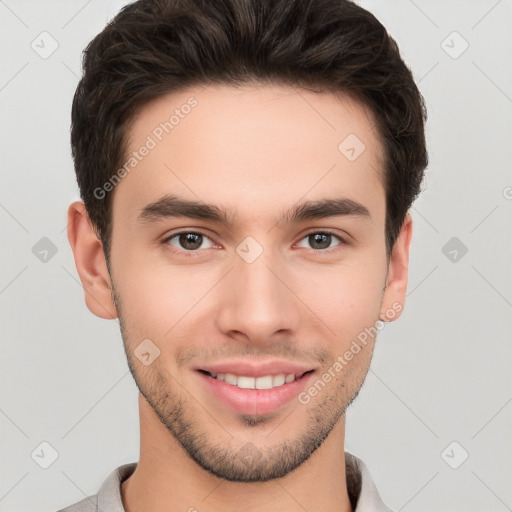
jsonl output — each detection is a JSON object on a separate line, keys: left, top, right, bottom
{"left": 58, "top": 452, "right": 393, "bottom": 512}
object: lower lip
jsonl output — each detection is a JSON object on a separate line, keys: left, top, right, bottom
{"left": 197, "top": 371, "right": 316, "bottom": 416}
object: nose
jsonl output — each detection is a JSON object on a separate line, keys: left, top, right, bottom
{"left": 215, "top": 248, "right": 301, "bottom": 345}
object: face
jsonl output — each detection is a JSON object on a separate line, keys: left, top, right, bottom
{"left": 70, "top": 83, "right": 411, "bottom": 482}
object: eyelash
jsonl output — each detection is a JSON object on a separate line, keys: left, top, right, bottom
{"left": 161, "top": 229, "right": 347, "bottom": 257}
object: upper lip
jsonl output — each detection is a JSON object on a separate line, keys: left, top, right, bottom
{"left": 196, "top": 359, "right": 317, "bottom": 378}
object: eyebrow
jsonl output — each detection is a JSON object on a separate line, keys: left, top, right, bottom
{"left": 136, "top": 194, "right": 371, "bottom": 227}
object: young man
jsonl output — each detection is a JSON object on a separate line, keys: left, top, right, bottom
{"left": 62, "top": 0, "right": 427, "bottom": 510}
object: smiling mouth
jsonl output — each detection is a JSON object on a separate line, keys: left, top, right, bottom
{"left": 197, "top": 369, "right": 314, "bottom": 390}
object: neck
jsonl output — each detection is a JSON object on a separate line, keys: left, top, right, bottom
{"left": 121, "top": 393, "right": 353, "bottom": 512}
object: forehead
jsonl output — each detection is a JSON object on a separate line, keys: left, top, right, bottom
{"left": 112, "top": 83, "right": 385, "bottom": 226}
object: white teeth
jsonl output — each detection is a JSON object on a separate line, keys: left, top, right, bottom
{"left": 272, "top": 374, "right": 285, "bottom": 387}
{"left": 210, "top": 372, "right": 300, "bottom": 389}
{"left": 224, "top": 373, "right": 237, "bottom": 385}
{"left": 255, "top": 375, "right": 273, "bottom": 389}
{"left": 237, "top": 376, "right": 255, "bottom": 389}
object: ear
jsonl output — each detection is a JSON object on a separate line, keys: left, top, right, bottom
{"left": 379, "top": 211, "right": 413, "bottom": 322}
{"left": 67, "top": 201, "right": 118, "bottom": 320}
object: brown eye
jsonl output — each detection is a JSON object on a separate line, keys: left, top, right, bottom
{"left": 296, "top": 231, "right": 344, "bottom": 251}
{"left": 178, "top": 233, "right": 203, "bottom": 250}
{"left": 164, "top": 232, "right": 214, "bottom": 252}
{"left": 308, "top": 233, "right": 332, "bottom": 250}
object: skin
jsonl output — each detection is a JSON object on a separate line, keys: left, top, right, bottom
{"left": 67, "top": 83, "right": 413, "bottom": 512}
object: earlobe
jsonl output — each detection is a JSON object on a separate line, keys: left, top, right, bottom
{"left": 379, "top": 212, "right": 413, "bottom": 322}
{"left": 67, "top": 201, "right": 118, "bottom": 320}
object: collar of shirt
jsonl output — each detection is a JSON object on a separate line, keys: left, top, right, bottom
{"left": 59, "top": 451, "right": 393, "bottom": 512}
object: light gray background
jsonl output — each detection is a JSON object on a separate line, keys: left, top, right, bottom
{"left": 1, "top": 0, "right": 511, "bottom": 511}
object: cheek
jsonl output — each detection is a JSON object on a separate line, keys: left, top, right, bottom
{"left": 114, "top": 256, "right": 215, "bottom": 340}
{"left": 113, "top": 235, "right": 387, "bottom": 346}
{"left": 296, "top": 259, "right": 385, "bottom": 341}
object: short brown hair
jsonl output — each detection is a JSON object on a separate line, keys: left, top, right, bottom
{"left": 71, "top": 0, "right": 428, "bottom": 262}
